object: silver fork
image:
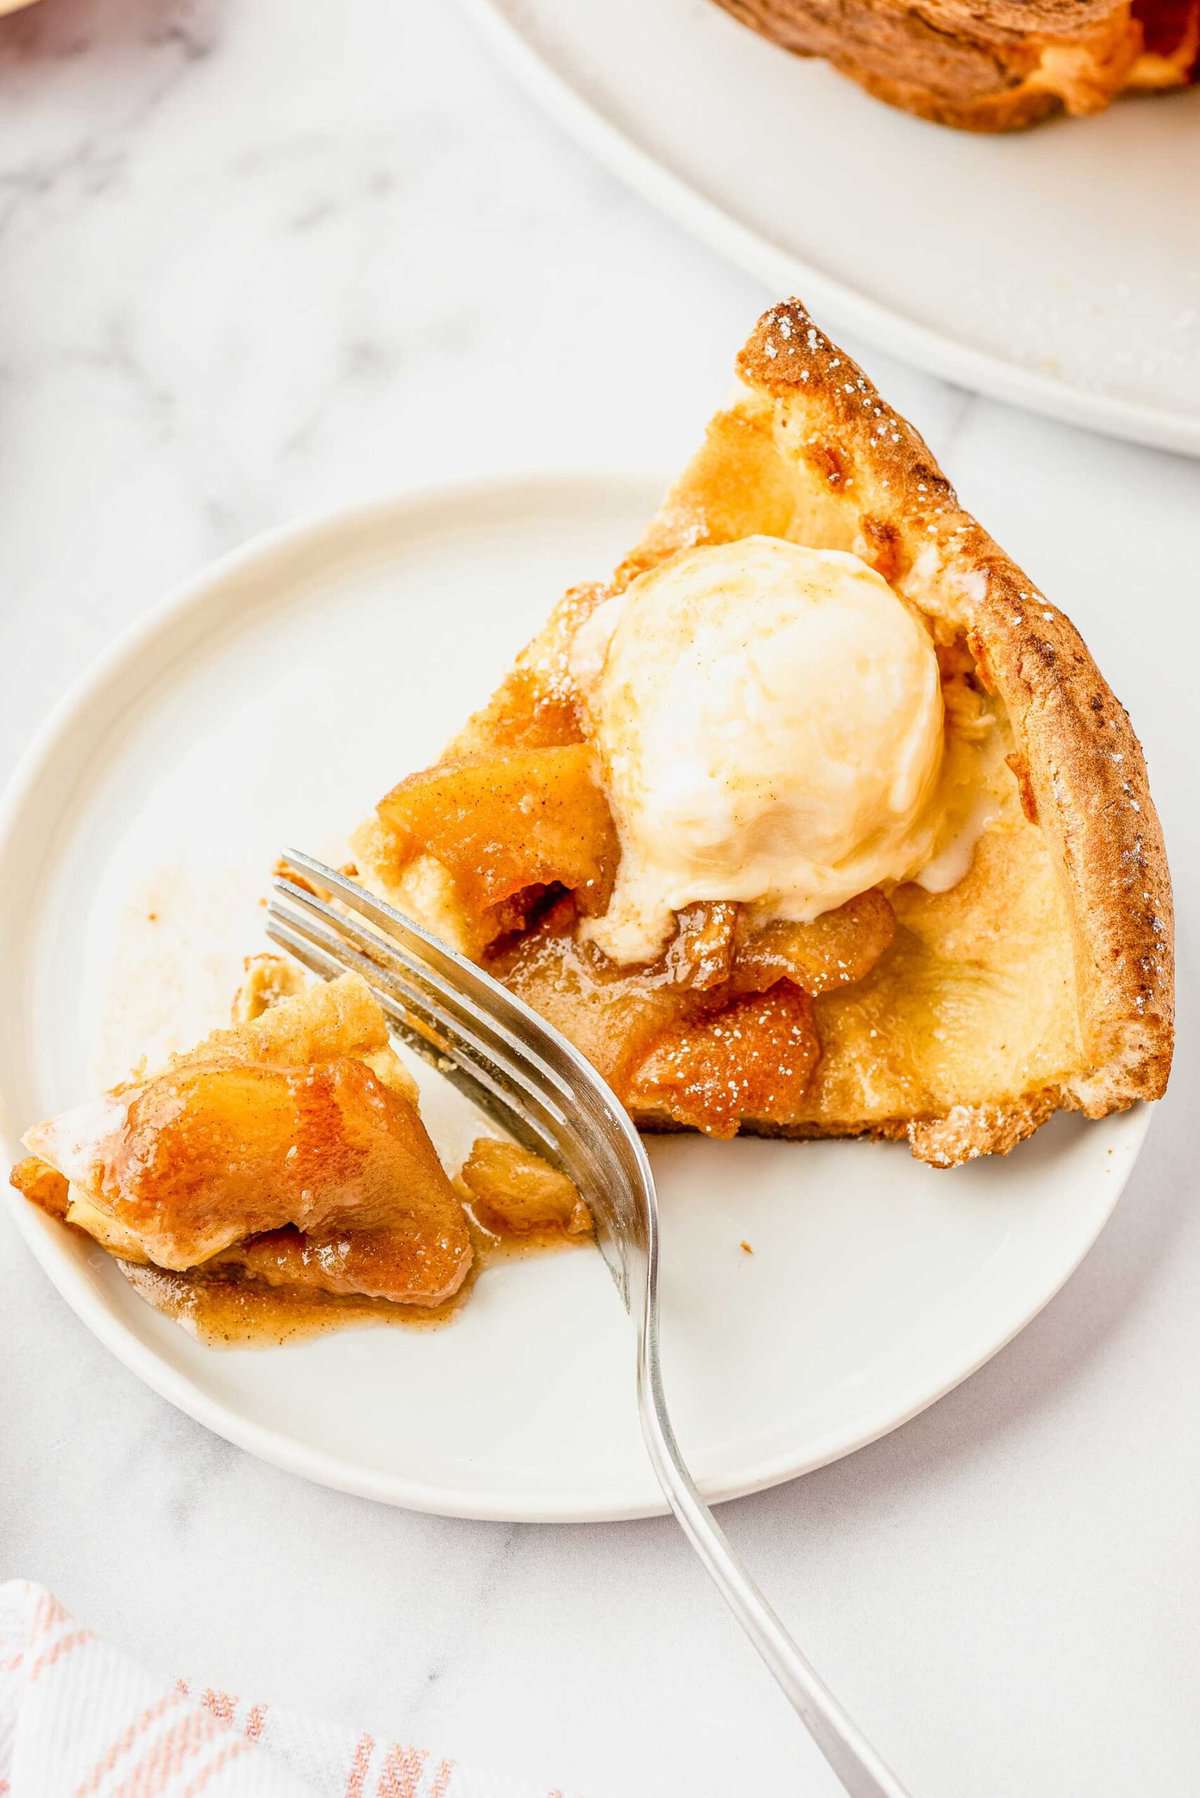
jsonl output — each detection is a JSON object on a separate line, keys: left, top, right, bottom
{"left": 268, "top": 850, "right": 910, "bottom": 1798}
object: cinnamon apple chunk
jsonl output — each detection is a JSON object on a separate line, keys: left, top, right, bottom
{"left": 14, "top": 973, "right": 474, "bottom": 1308}
{"left": 731, "top": 890, "right": 896, "bottom": 998}
{"left": 458, "top": 1138, "right": 593, "bottom": 1237}
{"left": 628, "top": 982, "right": 821, "bottom": 1139}
{"left": 376, "top": 744, "right": 618, "bottom": 927}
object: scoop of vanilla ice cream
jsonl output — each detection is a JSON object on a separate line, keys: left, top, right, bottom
{"left": 571, "top": 535, "right": 948, "bottom": 965}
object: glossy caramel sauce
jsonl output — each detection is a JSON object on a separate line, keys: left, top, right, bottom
{"left": 117, "top": 1213, "right": 586, "bottom": 1348}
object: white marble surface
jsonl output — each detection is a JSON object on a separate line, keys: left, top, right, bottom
{"left": 0, "top": 3, "right": 1196, "bottom": 1795}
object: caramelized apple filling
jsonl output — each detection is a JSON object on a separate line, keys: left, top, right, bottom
{"left": 628, "top": 983, "right": 821, "bottom": 1139}
{"left": 485, "top": 893, "right": 887, "bottom": 1136}
{"left": 356, "top": 550, "right": 1008, "bottom": 1142}
{"left": 96, "top": 1060, "right": 466, "bottom": 1277}
{"left": 377, "top": 744, "right": 617, "bottom": 931}
{"left": 209, "top": 1223, "right": 467, "bottom": 1304}
{"left": 12, "top": 964, "right": 594, "bottom": 1335}
{"left": 458, "top": 1139, "right": 593, "bottom": 1238}
{"left": 730, "top": 891, "right": 896, "bottom": 997}
{"left": 364, "top": 608, "right": 939, "bottom": 1137}
{"left": 15, "top": 975, "right": 474, "bottom": 1308}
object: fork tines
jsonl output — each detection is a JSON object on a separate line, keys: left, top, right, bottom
{"left": 266, "top": 850, "right": 650, "bottom": 1286}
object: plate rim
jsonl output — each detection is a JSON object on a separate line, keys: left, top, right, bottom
{"left": 0, "top": 472, "right": 1153, "bottom": 1522}
{"left": 457, "top": 0, "right": 1200, "bottom": 459}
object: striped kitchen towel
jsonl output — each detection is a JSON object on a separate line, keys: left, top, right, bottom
{"left": 0, "top": 1582, "right": 572, "bottom": 1797}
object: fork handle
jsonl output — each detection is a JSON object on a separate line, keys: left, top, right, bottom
{"left": 637, "top": 1333, "right": 911, "bottom": 1798}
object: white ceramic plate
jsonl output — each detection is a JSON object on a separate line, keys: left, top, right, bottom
{"left": 0, "top": 474, "right": 1149, "bottom": 1521}
{"left": 461, "top": 0, "right": 1200, "bottom": 456}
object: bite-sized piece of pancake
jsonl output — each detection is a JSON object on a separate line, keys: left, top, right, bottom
{"left": 13, "top": 971, "right": 473, "bottom": 1308}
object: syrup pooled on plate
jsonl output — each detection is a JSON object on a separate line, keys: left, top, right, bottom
{"left": 117, "top": 1160, "right": 592, "bottom": 1351}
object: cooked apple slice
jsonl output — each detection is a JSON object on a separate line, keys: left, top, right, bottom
{"left": 209, "top": 1220, "right": 469, "bottom": 1306}
{"left": 376, "top": 744, "right": 618, "bottom": 925}
{"left": 458, "top": 1138, "right": 592, "bottom": 1237}
{"left": 629, "top": 983, "right": 821, "bottom": 1139}
{"left": 16, "top": 973, "right": 473, "bottom": 1308}
{"left": 731, "top": 891, "right": 896, "bottom": 997}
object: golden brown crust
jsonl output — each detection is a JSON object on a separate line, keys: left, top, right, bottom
{"left": 645, "top": 1092, "right": 1062, "bottom": 1161}
{"left": 713, "top": 0, "right": 1196, "bottom": 129}
{"left": 721, "top": 302, "right": 1173, "bottom": 1132}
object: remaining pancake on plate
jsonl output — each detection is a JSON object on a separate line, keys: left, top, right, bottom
{"left": 354, "top": 298, "right": 1174, "bottom": 1166}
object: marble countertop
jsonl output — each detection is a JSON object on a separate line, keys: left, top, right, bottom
{"left": 1, "top": 3, "right": 1196, "bottom": 1794}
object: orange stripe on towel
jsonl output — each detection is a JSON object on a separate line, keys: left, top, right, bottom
{"left": 179, "top": 1736, "right": 254, "bottom": 1797}
{"left": 345, "top": 1731, "right": 375, "bottom": 1797}
{"left": 29, "top": 1629, "right": 92, "bottom": 1682}
{"left": 199, "top": 1689, "right": 238, "bottom": 1724}
{"left": 112, "top": 1707, "right": 227, "bottom": 1798}
{"left": 375, "top": 1745, "right": 427, "bottom": 1798}
{"left": 243, "top": 1703, "right": 268, "bottom": 1741}
{"left": 74, "top": 1689, "right": 188, "bottom": 1796}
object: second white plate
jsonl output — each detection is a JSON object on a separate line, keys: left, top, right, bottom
{"left": 462, "top": 0, "right": 1200, "bottom": 455}
{"left": 0, "top": 474, "right": 1148, "bottom": 1520}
